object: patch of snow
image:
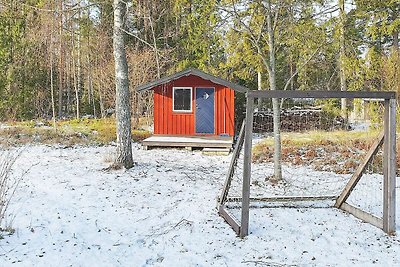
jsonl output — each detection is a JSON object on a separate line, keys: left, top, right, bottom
{"left": 0, "top": 124, "right": 12, "bottom": 129}
{"left": 350, "top": 122, "right": 371, "bottom": 132}
{"left": 0, "top": 144, "right": 399, "bottom": 266}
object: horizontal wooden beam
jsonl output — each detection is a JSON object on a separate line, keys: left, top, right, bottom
{"left": 340, "top": 202, "right": 383, "bottom": 229}
{"left": 247, "top": 90, "right": 396, "bottom": 100}
{"left": 142, "top": 141, "right": 232, "bottom": 148}
{"left": 218, "top": 205, "right": 241, "bottom": 235}
{"left": 226, "top": 195, "right": 337, "bottom": 203}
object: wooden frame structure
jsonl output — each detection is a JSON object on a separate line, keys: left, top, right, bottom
{"left": 218, "top": 90, "right": 397, "bottom": 238}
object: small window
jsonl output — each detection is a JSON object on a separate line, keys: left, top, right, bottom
{"left": 173, "top": 87, "right": 192, "bottom": 112}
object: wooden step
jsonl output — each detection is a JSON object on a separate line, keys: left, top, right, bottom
{"left": 202, "top": 147, "right": 231, "bottom": 155}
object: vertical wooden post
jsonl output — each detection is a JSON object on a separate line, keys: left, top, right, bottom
{"left": 240, "top": 94, "right": 254, "bottom": 238}
{"left": 383, "top": 98, "right": 396, "bottom": 234}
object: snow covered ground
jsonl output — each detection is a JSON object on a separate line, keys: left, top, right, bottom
{"left": 1, "top": 144, "right": 400, "bottom": 266}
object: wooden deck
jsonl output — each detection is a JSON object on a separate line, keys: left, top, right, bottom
{"left": 142, "top": 135, "right": 233, "bottom": 150}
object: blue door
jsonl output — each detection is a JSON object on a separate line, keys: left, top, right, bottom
{"left": 195, "top": 88, "right": 215, "bottom": 134}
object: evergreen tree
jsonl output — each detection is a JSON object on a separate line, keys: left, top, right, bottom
{"left": 173, "top": 0, "right": 224, "bottom": 73}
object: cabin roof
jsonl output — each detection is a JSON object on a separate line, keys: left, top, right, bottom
{"left": 136, "top": 68, "right": 248, "bottom": 93}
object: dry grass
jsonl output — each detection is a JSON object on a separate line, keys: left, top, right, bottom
{"left": 0, "top": 150, "right": 20, "bottom": 237}
{"left": 253, "top": 130, "right": 400, "bottom": 175}
{"left": 255, "top": 130, "right": 377, "bottom": 147}
{"left": 0, "top": 118, "right": 151, "bottom": 146}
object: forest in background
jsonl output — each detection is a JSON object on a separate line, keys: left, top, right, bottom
{"left": 0, "top": 0, "right": 398, "bottom": 122}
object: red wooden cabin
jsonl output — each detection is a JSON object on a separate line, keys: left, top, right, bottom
{"left": 137, "top": 69, "right": 247, "bottom": 149}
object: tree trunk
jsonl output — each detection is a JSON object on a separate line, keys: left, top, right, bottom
{"left": 50, "top": 32, "right": 56, "bottom": 130}
{"left": 257, "top": 71, "right": 262, "bottom": 110}
{"left": 290, "top": 61, "right": 294, "bottom": 90}
{"left": 98, "top": 69, "right": 105, "bottom": 118}
{"left": 148, "top": 15, "right": 161, "bottom": 79}
{"left": 393, "top": 30, "right": 399, "bottom": 51}
{"left": 76, "top": 8, "right": 82, "bottom": 120}
{"left": 50, "top": 0, "right": 56, "bottom": 130}
{"left": 393, "top": 11, "right": 399, "bottom": 52}
{"left": 266, "top": 2, "right": 282, "bottom": 182}
{"left": 339, "top": 0, "right": 347, "bottom": 121}
{"left": 87, "top": 36, "right": 96, "bottom": 117}
{"left": 58, "top": 0, "right": 64, "bottom": 118}
{"left": 113, "top": 0, "right": 134, "bottom": 169}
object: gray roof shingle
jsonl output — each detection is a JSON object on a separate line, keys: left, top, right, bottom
{"left": 136, "top": 68, "right": 248, "bottom": 93}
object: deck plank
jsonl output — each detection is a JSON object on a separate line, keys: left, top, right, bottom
{"left": 142, "top": 135, "right": 233, "bottom": 149}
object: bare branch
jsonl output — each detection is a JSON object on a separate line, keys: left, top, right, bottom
{"left": 283, "top": 44, "right": 325, "bottom": 91}
{"left": 121, "top": 28, "right": 155, "bottom": 49}
{"left": 18, "top": 1, "right": 98, "bottom": 14}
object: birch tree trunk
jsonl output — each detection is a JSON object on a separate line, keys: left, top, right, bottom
{"left": 58, "top": 0, "right": 64, "bottom": 117}
{"left": 257, "top": 71, "right": 262, "bottom": 110}
{"left": 339, "top": 0, "right": 347, "bottom": 121}
{"left": 266, "top": 2, "right": 282, "bottom": 182}
{"left": 113, "top": 0, "right": 134, "bottom": 169}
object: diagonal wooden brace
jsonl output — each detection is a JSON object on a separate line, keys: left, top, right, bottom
{"left": 335, "top": 130, "right": 384, "bottom": 208}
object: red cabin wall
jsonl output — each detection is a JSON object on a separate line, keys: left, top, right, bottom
{"left": 153, "top": 75, "right": 235, "bottom": 136}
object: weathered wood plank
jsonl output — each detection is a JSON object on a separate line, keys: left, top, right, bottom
{"left": 226, "top": 195, "right": 337, "bottom": 203}
{"left": 218, "top": 205, "right": 240, "bottom": 235}
{"left": 340, "top": 202, "right": 383, "bottom": 229}
{"left": 247, "top": 90, "right": 396, "bottom": 100}
{"left": 383, "top": 100, "right": 389, "bottom": 232}
{"left": 383, "top": 99, "right": 397, "bottom": 234}
{"left": 240, "top": 95, "right": 254, "bottom": 238}
{"left": 142, "top": 136, "right": 233, "bottom": 149}
{"left": 218, "top": 120, "right": 246, "bottom": 206}
{"left": 335, "top": 131, "right": 384, "bottom": 208}
{"left": 142, "top": 141, "right": 232, "bottom": 148}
